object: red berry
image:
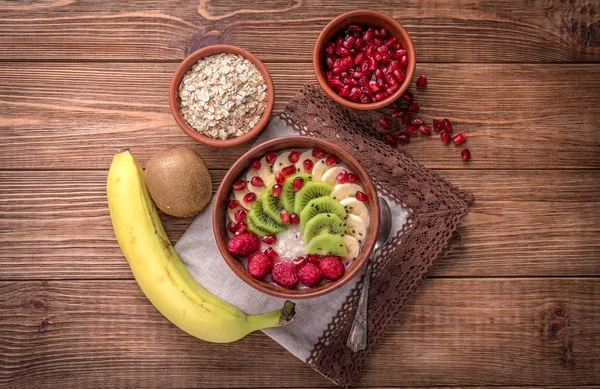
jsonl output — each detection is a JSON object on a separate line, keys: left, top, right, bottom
{"left": 303, "top": 159, "right": 314, "bottom": 172}
{"left": 262, "top": 234, "right": 277, "bottom": 244}
{"left": 272, "top": 262, "right": 299, "bottom": 289}
{"left": 280, "top": 210, "right": 290, "bottom": 224}
{"left": 319, "top": 256, "right": 345, "bottom": 281}
{"left": 227, "top": 232, "right": 260, "bottom": 257}
{"left": 250, "top": 176, "right": 264, "bottom": 187}
{"left": 336, "top": 170, "right": 349, "bottom": 184}
{"left": 441, "top": 132, "right": 451, "bottom": 145}
{"left": 418, "top": 125, "right": 432, "bottom": 135}
{"left": 288, "top": 150, "right": 300, "bottom": 163}
{"left": 402, "top": 91, "right": 413, "bottom": 101}
{"left": 461, "top": 148, "right": 471, "bottom": 160}
{"left": 247, "top": 252, "right": 272, "bottom": 279}
{"left": 307, "top": 254, "right": 321, "bottom": 265}
{"left": 292, "top": 256, "right": 307, "bottom": 269}
{"left": 397, "top": 132, "right": 410, "bottom": 144}
{"left": 410, "top": 118, "right": 424, "bottom": 126}
{"left": 355, "top": 191, "right": 368, "bottom": 202}
{"left": 282, "top": 165, "right": 297, "bottom": 176}
{"left": 293, "top": 177, "right": 304, "bottom": 192}
{"left": 234, "top": 209, "right": 246, "bottom": 223}
{"left": 433, "top": 119, "right": 443, "bottom": 131}
{"left": 251, "top": 160, "right": 262, "bottom": 170}
{"left": 227, "top": 199, "right": 240, "bottom": 209}
{"left": 235, "top": 222, "right": 248, "bottom": 234}
{"left": 405, "top": 126, "right": 418, "bottom": 135}
{"left": 243, "top": 192, "right": 257, "bottom": 203}
{"left": 326, "top": 154, "right": 338, "bottom": 166}
{"left": 272, "top": 184, "right": 282, "bottom": 197}
{"left": 379, "top": 116, "right": 392, "bottom": 130}
{"left": 227, "top": 221, "right": 237, "bottom": 233}
{"left": 290, "top": 213, "right": 300, "bottom": 224}
{"left": 384, "top": 134, "right": 398, "bottom": 145}
{"left": 312, "top": 147, "right": 326, "bottom": 158}
{"left": 442, "top": 119, "right": 452, "bottom": 132}
{"left": 453, "top": 133, "right": 466, "bottom": 145}
{"left": 348, "top": 173, "right": 359, "bottom": 183}
{"left": 233, "top": 179, "right": 246, "bottom": 191}
{"left": 408, "top": 102, "right": 420, "bottom": 112}
{"left": 416, "top": 74, "right": 427, "bottom": 88}
{"left": 275, "top": 171, "right": 286, "bottom": 184}
{"left": 264, "top": 247, "right": 279, "bottom": 259}
{"left": 265, "top": 152, "right": 278, "bottom": 164}
{"left": 299, "top": 263, "right": 323, "bottom": 287}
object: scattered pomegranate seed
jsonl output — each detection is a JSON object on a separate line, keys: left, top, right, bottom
{"left": 379, "top": 117, "right": 392, "bottom": 130}
{"left": 227, "top": 199, "right": 240, "bottom": 209}
{"left": 312, "top": 147, "right": 326, "bottom": 158}
{"left": 419, "top": 125, "right": 432, "bottom": 135}
{"left": 235, "top": 222, "right": 248, "bottom": 234}
{"left": 403, "top": 111, "right": 412, "bottom": 125}
{"left": 272, "top": 184, "right": 282, "bottom": 197}
{"left": 387, "top": 102, "right": 398, "bottom": 109}
{"left": 243, "top": 192, "right": 257, "bottom": 203}
{"left": 233, "top": 180, "right": 246, "bottom": 191}
{"left": 234, "top": 209, "right": 247, "bottom": 223}
{"left": 442, "top": 119, "right": 452, "bottom": 132}
{"left": 392, "top": 110, "right": 402, "bottom": 118}
{"left": 336, "top": 170, "right": 349, "bottom": 184}
{"left": 262, "top": 235, "right": 277, "bottom": 244}
{"left": 265, "top": 247, "right": 279, "bottom": 259}
{"left": 384, "top": 134, "right": 398, "bottom": 145}
{"left": 348, "top": 173, "right": 359, "bottom": 183}
{"left": 290, "top": 213, "right": 300, "bottom": 225}
{"left": 293, "top": 177, "right": 304, "bottom": 192}
{"left": 433, "top": 119, "right": 443, "bottom": 132}
{"left": 355, "top": 191, "right": 369, "bottom": 202}
{"left": 303, "top": 159, "right": 314, "bottom": 172}
{"left": 410, "top": 118, "right": 424, "bottom": 126}
{"left": 326, "top": 155, "right": 339, "bottom": 166}
{"left": 265, "top": 152, "right": 278, "bottom": 164}
{"left": 397, "top": 132, "right": 410, "bottom": 144}
{"left": 416, "top": 74, "right": 427, "bottom": 88}
{"left": 453, "top": 133, "right": 466, "bottom": 145}
{"left": 408, "top": 102, "right": 420, "bottom": 112}
{"left": 307, "top": 254, "right": 321, "bottom": 264}
{"left": 251, "top": 160, "right": 262, "bottom": 170}
{"left": 402, "top": 91, "right": 413, "bottom": 101}
{"left": 461, "top": 148, "right": 471, "bottom": 160}
{"left": 227, "top": 222, "right": 237, "bottom": 233}
{"left": 250, "top": 176, "right": 264, "bottom": 187}
{"left": 282, "top": 165, "right": 297, "bottom": 176}
{"left": 275, "top": 171, "right": 286, "bottom": 184}
{"left": 441, "top": 132, "right": 451, "bottom": 144}
{"left": 292, "top": 256, "right": 306, "bottom": 268}
{"left": 405, "top": 126, "right": 419, "bottom": 135}
{"left": 288, "top": 150, "right": 300, "bottom": 163}
{"left": 280, "top": 210, "right": 290, "bottom": 224}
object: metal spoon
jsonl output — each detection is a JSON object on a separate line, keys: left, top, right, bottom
{"left": 346, "top": 196, "right": 393, "bottom": 352}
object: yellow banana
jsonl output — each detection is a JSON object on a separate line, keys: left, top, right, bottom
{"left": 107, "top": 149, "right": 295, "bottom": 343}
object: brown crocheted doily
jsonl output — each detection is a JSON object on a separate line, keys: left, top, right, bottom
{"left": 280, "top": 85, "right": 474, "bottom": 387}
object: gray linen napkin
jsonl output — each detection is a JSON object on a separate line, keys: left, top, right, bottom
{"left": 175, "top": 117, "right": 407, "bottom": 364}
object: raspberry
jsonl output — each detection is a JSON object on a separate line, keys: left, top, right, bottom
{"left": 271, "top": 262, "right": 299, "bottom": 289}
{"left": 299, "top": 263, "right": 323, "bottom": 287}
{"left": 319, "top": 256, "right": 345, "bottom": 280}
{"left": 247, "top": 252, "right": 272, "bottom": 279}
{"left": 227, "top": 233, "right": 260, "bottom": 257}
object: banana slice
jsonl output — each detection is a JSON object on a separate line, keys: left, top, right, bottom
{"left": 331, "top": 183, "right": 363, "bottom": 201}
{"left": 340, "top": 197, "right": 368, "bottom": 220}
{"left": 257, "top": 156, "right": 275, "bottom": 186}
{"left": 245, "top": 169, "right": 266, "bottom": 196}
{"left": 234, "top": 188, "right": 253, "bottom": 210}
{"left": 272, "top": 151, "right": 293, "bottom": 174}
{"left": 295, "top": 150, "right": 318, "bottom": 171}
{"left": 321, "top": 166, "right": 346, "bottom": 186}
{"left": 342, "top": 235, "right": 360, "bottom": 263}
{"left": 345, "top": 214, "right": 366, "bottom": 242}
{"left": 311, "top": 159, "right": 329, "bottom": 181}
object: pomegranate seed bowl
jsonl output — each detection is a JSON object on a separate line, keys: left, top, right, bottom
{"left": 313, "top": 10, "right": 416, "bottom": 110}
{"left": 213, "top": 136, "right": 380, "bottom": 299}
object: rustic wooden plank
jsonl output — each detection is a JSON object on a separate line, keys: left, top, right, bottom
{"left": 0, "top": 62, "right": 599, "bottom": 170}
{"left": 0, "top": 278, "right": 598, "bottom": 388}
{"left": 0, "top": 0, "right": 598, "bottom": 62}
{"left": 0, "top": 169, "right": 598, "bottom": 279}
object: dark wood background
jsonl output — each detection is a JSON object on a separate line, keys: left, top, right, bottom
{"left": 1, "top": 0, "right": 599, "bottom": 388}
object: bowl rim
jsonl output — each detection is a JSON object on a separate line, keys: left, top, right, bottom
{"left": 169, "top": 44, "right": 275, "bottom": 148}
{"left": 213, "top": 136, "right": 380, "bottom": 299}
{"left": 313, "top": 9, "right": 416, "bottom": 110}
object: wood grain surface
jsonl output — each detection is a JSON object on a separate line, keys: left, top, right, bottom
{"left": 0, "top": 0, "right": 599, "bottom": 387}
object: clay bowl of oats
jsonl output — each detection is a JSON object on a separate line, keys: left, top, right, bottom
{"left": 169, "top": 45, "right": 275, "bottom": 147}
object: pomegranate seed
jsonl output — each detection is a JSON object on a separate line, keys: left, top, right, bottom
{"left": 385, "top": 74, "right": 397, "bottom": 85}
{"left": 392, "top": 110, "right": 403, "bottom": 118}
{"left": 377, "top": 44, "right": 389, "bottom": 54}
{"left": 336, "top": 170, "right": 349, "bottom": 184}
{"left": 397, "top": 132, "right": 410, "bottom": 144}
{"left": 234, "top": 209, "right": 247, "bottom": 223}
{"left": 250, "top": 176, "right": 264, "bottom": 187}
{"left": 303, "top": 159, "right": 314, "bottom": 172}
{"left": 373, "top": 38, "right": 383, "bottom": 47}
{"left": 406, "top": 126, "right": 419, "bottom": 135}
{"left": 368, "top": 57, "right": 377, "bottom": 70}
{"left": 361, "top": 61, "right": 371, "bottom": 75}
{"left": 442, "top": 119, "right": 452, "bottom": 132}
{"left": 374, "top": 91, "right": 389, "bottom": 101}
{"left": 307, "top": 254, "right": 321, "bottom": 264}
{"left": 357, "top": 76, "right": 370, "bottom": 86}
{"left": 235, "top": 222, "right": 248, "bottom": 234}
{"left": 353, "top": 71, "right": 364, "bottom": 79}
{"left": 335, "top": 46, "right": 350, "bottom": 57}
{"left": 275, "top": 171, "right": 286, "bottom": 184}
{"left": 264, "top": 247, "right": 279, "bottom": 259}
{"left": 326, "top": 57, "right": 334, "bottom": 70}
{"left": 453, "top": 133, "right": 466, "bottom": 145}
{"left": 324, "top": 42, "right": 335, "bottom": 56}
{"left": 369, "top": 79, "right": 381, "bottom": 92}
{"left": 403, "top": 111, "right": 412, "bottom": 124}
{"left": 355, "top": 191, "right": 368, "bottom": 202}
{"left": 312, "top": 147, "right": 326, "bottom": 158}
{"left": 227, "top": 199, "right": 240, "bottom": 209}
{"left": 418, "top": 125, "right": 432, "bottom": 134}
{"left": 293, "top": 177, "right": 304, "bottom": 192}
{"left": 335, "top": 36, "right": 343, "bottom": 48}
{"left": 353, "top": 52, "right": 366, "bottom": 65}
{"left": 461, "top": 148, "right": 471, "bottom": 160}
{"left": 272, "top": 184, "right": 282, "bottom": 197}
{"left": 343, "top": 36, "right": 357, "bottom": 48}
{"left": 265, "top": 152, "right": 278, "bottom": 164}
{"left": 408, "top": 102, "right": 420, "bottom": 112}
{"left": 327, "top": 78, "right": 344, "bottom": 90}
{"left": 386, "top": 83, "right": 400, "bottom": 95}
{"left": 243, "top": 192, "right": 257, "bottom": 203}
{"left": 441, "top": 132, "right": 451, "bottom": 145}
{"left": 393, "top": 69, "right": 406, "bottom": 83}
{"left": 227, "top": 221, "right": 237, "bottom": 233}
{"left": 343, "top": 77, "right": 357, "bottom": 86}
{"left": 262, "top": 235, "right": 277, "bottom": 244}
{"left": 375, "top": 68, "right": 385, "bottom": 79}
{"left": 360, "top": 94, "right": 371, "bottom": 104}
{"left": 282, "top": 165, "right": 297, "bottom": 176}
{"left": 384, "top": 134, "right": 398, "bottom": 145}
{"left": 292, "top": 256, "right": 306, "bottom": 268}
{"left": 280, "top": 210, "right": 290, "bottom": 224}
{"left": 354, "top": 38, "right": 365, "bottom": 49}
{"left": 402, "top": 91, "right": 413, "bottom": 101}
{"left": 363, "top": 28, "right": 375, "bottom": 41}
{"left": 399, "top": 55, "right": 408, "bottom": 67}
{"left": 348, "top": 86, "right": 361, "bottom": 101}
{"left": 348, "top": 24, "right": 362, "bottom": 32}
{"left": 380, "top": 54, "right": 390, "bottom": 64}
{"left": 360, "top": 86, "right": 371, "bottom": 96}
{"left": 433, "top": 119, "right": 443, "bottom": 131}
{"left": 379, "top": 117, "right": 392, "bottom": 130}
{"left": 251, "top": 160, "right": 261, "bottom": 170}
{"left": 374, "top": 28, "right": 383, "bottom": 37}
{"left": 233, "top": 179, "right": 246, "bottom": 191}
{"left": 411, "top": 118, "right": 424, "bottom": 126}
{"left": 416, "top": 74, "right": 427, "bottom": 88}
{"left": 348, "top": 173, "right": 359, "bottom": 183}
{"left": 387, "top": 101, "right": 398, "bottom": 109}
{"left": 288, "top": 150, "right": 300, "bottom": 163}
{"left": 387, "top": 60, "right": 399, "bottom": 73}
{"left": 326, "top": 155, "right": 338, "bottom": 166}
{"left": 290, "top": 213, "right": 300, "bottom": 225}
{"left": 338, "top": 85, "right": 350, "bottom": 97}
{"left": 379, "top": 28, "right": 388, "bottom": 37}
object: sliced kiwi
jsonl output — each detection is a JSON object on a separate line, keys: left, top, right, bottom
{"left": 303, "top": 213, "right": 346, "bottom": 242}
{"left": 247, "top": 199, "right": 286, "bottom": 235}
{"left": 261, "top": 185, "right": 285, "bottom": 224}
{"left": 305, "top": 233, "right": 348, "bottom": 257}
{"left": 280, "top": 173, "right": 313, "bottom": 213}
{"left": 246, "top": 216, "right": 272, "bottom": 238}
{"left": 293, "top": 181, "right": 333, "bottom": 215}
{"left": 300, "top": 196, "right": 347, "bottom": 233}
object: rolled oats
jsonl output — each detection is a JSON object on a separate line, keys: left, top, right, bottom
{"left": 178, "top": 53, "right": 268, "bottom": 140}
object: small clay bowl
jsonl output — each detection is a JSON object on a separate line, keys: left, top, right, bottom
{"left": 169, "top": 45, "right": 275, "bottom": 148}
{"left": 213, "top": 136, "right": 380, "bottom": 299}
{"left": 313, "top": 9, "right": 416, "bottom": 110}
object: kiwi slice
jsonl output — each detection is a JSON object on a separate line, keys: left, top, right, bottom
{"left": 262, "top": 185, "right": 285, "bottom": 224}
{"left": 303, "top": 213, "right": 346, "bottom": 242}
{"left": 280, "top": 173, "right": 313, "bottom": 213}
{"left": 293, "top": 181, "right": 333, "bottom": 215}
{"left": 300, "top": 196, "right": 347, "bottom": 233}
{"left": 305, "top": 233, "right": 348, "bottom": 257}
{"left": 246, "top": 216, "right": 272, "bottom": 238}
{"left": 247, "top": 198, "right": 286, "bottom": 235}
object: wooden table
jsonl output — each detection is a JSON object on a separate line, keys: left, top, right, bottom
{"left": 1, "top": 1, "right": 599, "bottom": 388}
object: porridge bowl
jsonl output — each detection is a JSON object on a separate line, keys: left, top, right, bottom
{"left": 214, "top": 136, "right": 380, "bottom": 299}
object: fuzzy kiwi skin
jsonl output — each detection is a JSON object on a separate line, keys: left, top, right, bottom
{"left": 145, "top": 147, "right": 212, "bottom": 217}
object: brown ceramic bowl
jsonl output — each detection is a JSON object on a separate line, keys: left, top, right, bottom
{"left": 169, "top": 45, "right": 275, "bottom": 147}
{"left": 214, "top": 136, "right": 380, "bottom": 299}
{"left": 313, "top": 9, "right": 416, "bottom": 110}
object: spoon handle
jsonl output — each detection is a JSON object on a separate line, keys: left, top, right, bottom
{"left": 346, "top": 261, "right": 373, "bottom": 352}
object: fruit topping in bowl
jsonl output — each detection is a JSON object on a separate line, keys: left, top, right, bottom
{"left": 225, "top": 147, "right": 370, "bottom": 289}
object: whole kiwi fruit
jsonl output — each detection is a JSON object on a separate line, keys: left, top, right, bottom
{"left": 145, "top": 147, "right": 212, "bottom": 217}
